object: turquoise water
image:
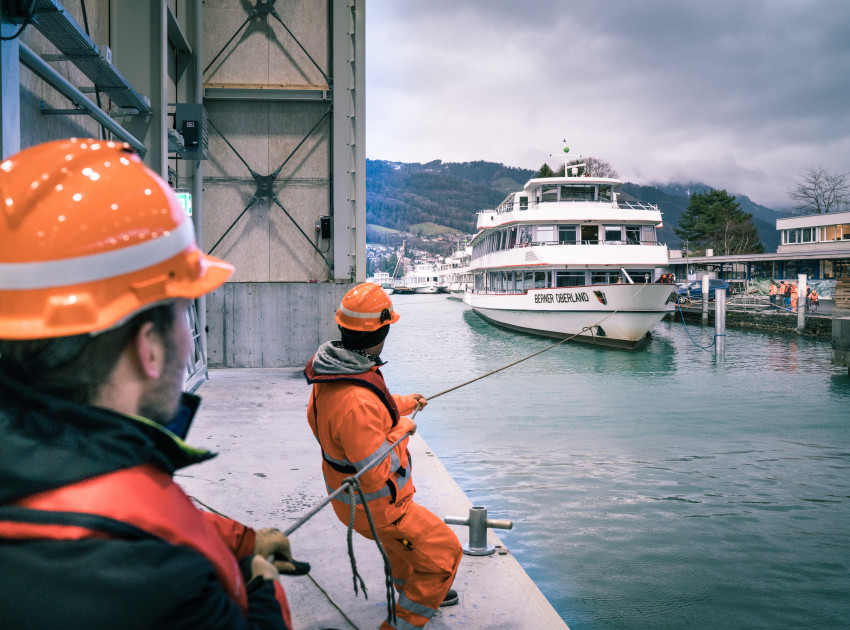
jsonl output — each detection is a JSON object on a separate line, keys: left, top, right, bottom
{"left": 381, "top": 295, "right": 850, "bottom": 630}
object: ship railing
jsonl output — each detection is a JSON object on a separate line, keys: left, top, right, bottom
{"left": 486, "top": 199, "right": 661, "bottom": 214}
{"left": 515, "top": 239, "right": 659, "bottom": 247}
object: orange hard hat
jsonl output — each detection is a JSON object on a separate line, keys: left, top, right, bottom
{"left": 0, "top": 138, "right": 234, "bottom": 339}
{"left": 335, "top": 282, "right": 400, "bottom": 332}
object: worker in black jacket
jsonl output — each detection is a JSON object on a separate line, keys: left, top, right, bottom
{"left": 0, "top": 139, "right": 295, "bottom": 629}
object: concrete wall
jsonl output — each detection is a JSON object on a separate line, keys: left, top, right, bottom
{"left": 206, "top": 282, "right": 349, "bottom": 367}
{"left": 833, "top": 317, "right": 850, "bottom": 371}
{"left": 200, "top": 0, "right": 362, "bottom": 367}
{"left": 667, "top": 309, "right": 833, "bottom": 338}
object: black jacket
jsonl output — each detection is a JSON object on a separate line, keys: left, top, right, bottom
{"left": 0, "top": 366, "right": 287, "bottom": 630}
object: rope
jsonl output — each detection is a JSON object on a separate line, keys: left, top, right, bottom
{"left": 343, "top": 478, "right": 397, "bottom": 626}
{"left": 675, "top": 301, "right": 717, "bottom": 351}
{"left": 189, "top": 492, "right": 368, "bottom": 630}
{"left": 423, "top": 282, "right": 652, "bottom": 402}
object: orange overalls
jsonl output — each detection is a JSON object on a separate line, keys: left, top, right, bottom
{"left": 790, "top": 284, "right": 799, "bottom": 312}
{"left": 305, "top": 361, "right": 462, "bottom": 629}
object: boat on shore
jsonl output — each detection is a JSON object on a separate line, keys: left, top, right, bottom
{"left": 463, "top": 156, "right": 676, "bottom": 348}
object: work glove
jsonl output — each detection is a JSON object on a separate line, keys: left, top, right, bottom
{"left": 254, "top": 527, "right": 311, "bottom": 576}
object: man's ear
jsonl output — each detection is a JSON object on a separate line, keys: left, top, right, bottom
{"left": 133, "top": 321, "right": 165, "bottom": 379}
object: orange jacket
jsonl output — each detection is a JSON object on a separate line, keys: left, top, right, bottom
{"left": 305, "top": 361, "right": 418, "bottom": 530}
{"left": 769, "top": 284, "right": 777, "bottom": 295}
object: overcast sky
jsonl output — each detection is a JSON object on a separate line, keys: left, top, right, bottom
{"left": 365, "top": 1, "right": 850, "bottom": 210}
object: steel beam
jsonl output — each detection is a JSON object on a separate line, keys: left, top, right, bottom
{"left": 331, "top": 0, "right": 366, "bottom": 281}
{"left": 1, "top": 22, "right": 21, "bottom": 158}
{"left": 18, "top": 43, "right": 146, "bottom": 154}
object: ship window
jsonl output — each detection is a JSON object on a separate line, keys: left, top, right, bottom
{"left": 605, "top": 226, "right": 623, "bottom": 242}
{"left": 598, "top": 186, "right": 612, "bottom": 201}
{"left": 641, "top": 226, "right": 656, "bottom": 244}
{"left": 509, "top": 227, "right": 517, "bottom": 248}
{"left": 523, "top": 271, "right": 534, "bottom": 290}
{"left": 536, "top": 226, "right": 556, "bottom": 243}
{"left": 631, "top": 270, "right": 653, "bottom": 284}
{"left": 535, "top": 271, "right": 548, "bottom": 288}
{"left": 626, "top": 226, "right": 641, "bottom": 244}
{"left": 581, "top": 225, "right": 598, "bottom": 243}
{"left": 519, "top": 196, "right": 528, "bottom": 211}
{"left": 559, "top": 225, "right": 577, "bottom": 244}
{"left": 541, "top": 184, "right": 558, "bottom": 202}
{"left": 556, "top": 271, "right": 585, "bottom": 287}
{"left": 514, "top": 273, "right": 523, "bottom": 291}
{"left": 591, "top": 271, "right": 619, "bottom": 284}
{"left": 560, "top": 185, "right": 595, "bottom": 201}
{"left": 519, "top": 225, "right": 533, "bottom": 246}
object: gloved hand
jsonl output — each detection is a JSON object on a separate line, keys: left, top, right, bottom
{"left": 254, "top": 527, "right": 311, "bottom": 576}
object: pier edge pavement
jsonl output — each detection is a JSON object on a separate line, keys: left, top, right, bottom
{"left": 176, "top": 368, "right": 569, "bottom": 630}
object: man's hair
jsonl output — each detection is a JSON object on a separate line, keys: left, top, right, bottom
{"left": 0, "top": 303, "right": 177, "bottom": 405}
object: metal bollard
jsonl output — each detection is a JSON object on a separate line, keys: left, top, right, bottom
{"left": 444, "top": 506, "right": 513, "bottom": 556}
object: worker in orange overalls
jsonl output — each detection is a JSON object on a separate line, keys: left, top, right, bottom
{"left": 811, "top": 289, "right": 820, "bottom": 311}
{"left": 769, "top": 282, "right": 778, "bottom": 307}
{"left": 305, "top": 283, "right": 462, "bottom": 630}
{"left": 789, "top": 282, "right": 799, "bottom": 313}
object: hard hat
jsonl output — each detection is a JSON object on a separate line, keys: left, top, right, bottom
{"left": 0, "top": 138, "right": 234, "bottom": 340}
{"left": 335, "top": 282, "right": 400, "bottom": 332}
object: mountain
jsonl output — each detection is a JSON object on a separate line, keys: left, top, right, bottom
{"left": 366, "top": 159, "right": 534, "bottom": 234}
{"left": 365, "top": 159, "right": 790, "bottom": 253}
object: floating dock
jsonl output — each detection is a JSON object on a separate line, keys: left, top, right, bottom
{"left": 177, "top": 368, "right": 569, "bottom": 630}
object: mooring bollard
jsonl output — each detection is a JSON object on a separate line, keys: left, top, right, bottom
{"left": 444, "top": 506, "right": 513, "bottom": 556}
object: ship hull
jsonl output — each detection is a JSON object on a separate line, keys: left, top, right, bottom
{"left": 464, "top": 284, "right": 675, "bottom": 349}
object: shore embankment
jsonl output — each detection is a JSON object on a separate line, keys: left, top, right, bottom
{"left": 666, "top": 304, "right": 834, "bottom": 338}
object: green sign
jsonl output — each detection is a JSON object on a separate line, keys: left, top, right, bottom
{"left": 176, "top": 190, "right": 192, "bottom": 216}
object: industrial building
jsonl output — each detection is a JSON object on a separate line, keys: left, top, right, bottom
{"left": 1, "top": 0, "right": 365, "bottom": 378}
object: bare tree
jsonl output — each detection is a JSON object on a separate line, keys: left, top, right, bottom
{"left": 788, "top": 167, "right": 849, "bottom": 214}
{"left": 556, "top": 157, "right": 619, "bottom": 178}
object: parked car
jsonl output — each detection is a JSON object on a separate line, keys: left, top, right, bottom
{"left": 675, "top": 278, "right": 731, "bottom": 303}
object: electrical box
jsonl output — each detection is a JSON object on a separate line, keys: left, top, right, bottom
{"left": 174, "top": 103, "right": 208, "bottom": 160}
{"left": 319, "top": 215, "right": 331, "bottom": 239}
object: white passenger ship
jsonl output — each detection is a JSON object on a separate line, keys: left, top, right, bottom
{"left": 463, "top": 162, "right": 676, "bottom": 348}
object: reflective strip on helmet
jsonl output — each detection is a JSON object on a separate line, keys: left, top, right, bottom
{"left": 0, "top": 218, "right": 195, "bottom": 290}
{"left": 338, "top": 304, "right": 393, "bottom": 320}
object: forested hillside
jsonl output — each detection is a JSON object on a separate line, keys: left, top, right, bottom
{"left": 366, "top": 159, "right": 535, "bottom": 233}
{"left": 365, "top": 159, "right": 787, "bottom": 252}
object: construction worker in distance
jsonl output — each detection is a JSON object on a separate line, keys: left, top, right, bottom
{"left": 304, "top": 283, "right": 463, "bottom": 630}
{"left": 769, "top": 281, "right": 777, "bottom": 308}
{"left": 789, "top": 282, "right": 799, "bottom": 313}
{"left": 0, "top": 139, "right": 301, "bottom": 630}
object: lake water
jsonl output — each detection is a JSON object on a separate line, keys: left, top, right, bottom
{"left": 380, "top": 294, "right": 850, "bottom": 630}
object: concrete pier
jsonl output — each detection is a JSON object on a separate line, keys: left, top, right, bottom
{"left": 177, "top": 368, "right": 569, "bottom": 630}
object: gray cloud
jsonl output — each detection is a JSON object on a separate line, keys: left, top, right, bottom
{"left": 366, "top": 1, "right": 850, "bottom": 209}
